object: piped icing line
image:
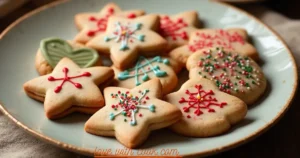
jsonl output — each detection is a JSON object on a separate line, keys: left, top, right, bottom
{"left": 47, "top": 67, "right": 91, "bottom": 93}
{"left": 117, "top": 56, "right": 169, "bottom": 86}
{"left": 104, "top": 22, "right": 145, "bottom": 51}
{"left": 109, "top": 89, "right": 155, "bottom": 126}
{"left": 179, "top": 84, "right": 227, "bottom": 118}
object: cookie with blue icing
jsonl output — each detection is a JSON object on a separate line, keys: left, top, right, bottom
{"left": 112, "top": 56, "right": 180, "bottom": 95}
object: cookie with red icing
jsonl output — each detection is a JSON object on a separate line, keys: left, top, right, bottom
{"left": 23, "top": 58, "right": 114, "bottom": 119}
{"left": 159, "top": 11, "right": 200, "bottom": 50}
{"left": 112, "top": 56, "right": 181, "bottom": 95}
{"left": 165, "top": 78, "right": 247, "bottom": 137}
{"left": 85, "top": 79, "right": 182, "bottom": 148}
{"left": 186, "top": 47, "right": 266, "bottom": 105}
{"left": 74, "top": 3, "right": 145, "bottom": 44}
{"left": 169, "top": 28, "right": 258, "bottom": 65}
{"left": 86, "top": 15, "right": 168, "bottom": 69}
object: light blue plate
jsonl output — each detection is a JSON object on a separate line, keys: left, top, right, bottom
{"left": 0, "top": 0, "right": 297, "bottom": 157}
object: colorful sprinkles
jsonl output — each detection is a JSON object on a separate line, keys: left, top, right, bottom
{"left": 109, "top": 89, "right": 155, "bottom": 126}
{"left": 195, "top": 48, "right": 261, "bottom": 94}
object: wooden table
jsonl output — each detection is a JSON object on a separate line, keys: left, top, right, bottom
{"left": 0, "top": 0, "right": 299, "bottom": 157}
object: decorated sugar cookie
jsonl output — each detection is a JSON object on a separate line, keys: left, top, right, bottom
{"left": 85, "top": 79, "right": 182, "bottom": 148}
{"left": 86, "top": 15, "right": 167, "bottom": 69}
{"left": 159, "top": 11, "right": 200, "bottom": 50}
{"left": 112, "top": 56, "right": 180, "bottom": 95}
{"left": 24, "top": 58, "right": 114, "bottom": 119}
{"left": 169, "top": 28, "right": 258, "bottom": 65}
{"left": 186, "top": 47, "right": 266, "bottom": 104}
{"left": 35, "top": 38, "right": 101, "bottom": 75}
{"left": 165, "top": 78, "right": 247, "bottom": 137}
{"left": 74, "top": 3, "right": 145, "bottom": 44}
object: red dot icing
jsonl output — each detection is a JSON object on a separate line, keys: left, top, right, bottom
{"left": 179, "top": 84, "right": 227, "bottom": 118}
{"left": 48, "top": 67, "right": 91, "bottom": 93}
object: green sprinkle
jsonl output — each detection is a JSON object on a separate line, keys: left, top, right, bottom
{"left": 245, "top": 66, "right": 253, "bottom": 72}
{"left": 245, "top": 83, "right": 250, "bottom": 87}
{"left": 199, "top": 72, "right": 202, "bottom": 75}
{"left": 252, "top": 81, "right": 256, "bottom": 84}
{"left": 223, "top": 68, "right": 226, "bottom": 72}
{"left": 203, "top": 75, "right": 207, "bottom": 78}
{"left": 124, "top": 119, "right": 127, "bottom": 122}
{"left": 234, "top": 82, "right": 238, "bottom": 86}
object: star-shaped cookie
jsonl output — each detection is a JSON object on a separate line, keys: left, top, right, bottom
{"left": 74, "top": 3, "right": 145, "bottom": 44}
{"left": 86, "top": 15, "right": 168, "bottom": 70}
{"left": 159, "top": 11, "right": 200, "bottom": 50}
{"left": 169, "top": 28, "right": 258, "bottom": 65}
{"left": 85, "top": 79, "right": 182, "bottom": 148}
{"left": 165, "top": 78, "right": 247, "bottom": 137}
{"left": 23, "top": 58, "right": 114, "bottom": 119}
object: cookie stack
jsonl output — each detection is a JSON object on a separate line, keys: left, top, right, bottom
{"left": 23, "top": 3, "right": 267, "bottom": 148}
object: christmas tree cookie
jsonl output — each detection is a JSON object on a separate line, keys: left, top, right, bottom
{"left": 23, "top": 58, "right": 114, "bottom": 119}
{"left": 86, "top": 15, "right": 167, "bottom": 69}
{"left": 186, "top": 47, "right": 266, "bottom": 104}
{"left": 74, "top": 3, "right": 145, "bottom": 44}
{"left": 85, "top": 79, "right": 182, "bottom": 148}
{"left": 170, "top": 28, "right": 258, "bottom": 65}
{"left": 165, "top": 78, "right": 247, "bottom": 137}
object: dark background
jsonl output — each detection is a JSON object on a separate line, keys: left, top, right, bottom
{"left": 0, "top": 0, "right": 299, "bottom": 158}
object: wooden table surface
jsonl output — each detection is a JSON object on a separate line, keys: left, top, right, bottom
{"left": 0, "top": 0, "right": 299, "bottom": 157}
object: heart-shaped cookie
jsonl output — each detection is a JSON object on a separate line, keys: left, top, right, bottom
{"left": 41, "top": 38, "right": 99, "bottom": 68}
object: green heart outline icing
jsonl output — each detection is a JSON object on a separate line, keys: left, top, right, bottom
{"left": 40, "top": 38, "right": 99, "bottom": 68}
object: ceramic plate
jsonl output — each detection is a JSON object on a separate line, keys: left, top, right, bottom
{"left": 0, "top": 0, "right": 297, "bottom": 157}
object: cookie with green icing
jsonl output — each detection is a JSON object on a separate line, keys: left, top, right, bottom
{"left": 186, "top": 47, "right": 266, "bottom": 105}
{"left": 35, "top": 38, "right": 101, "bottom": 75}
{"left": 112, "top": 56, "right": 180, "bottom": 95}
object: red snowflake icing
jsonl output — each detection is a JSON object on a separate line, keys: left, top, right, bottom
{"left": 188, "top": 29, "right": 245, "bottom": 52}
{"left": 178, "top": 85, "right": 227, "bottom": 118}
{"left": 159, "top": 16, "right": 188, "bottom": 41}
{"left": 86, "top": 7, "right": 136, "bottom": 37}
{"left": 48, "top": 67, "right": 91, "bottom": 93}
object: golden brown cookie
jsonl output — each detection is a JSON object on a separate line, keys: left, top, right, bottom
{"left": 186, "top": 47, "right": 266, "bottom": 105}
{"left": 86, "top": 15, "right": 167, "bottom": 69}
{"left": 112, "top": 56, "right": 180, "bottom": 95}
{"left": 24, "top": 58, "right": 114, "bottom": 119}
{"left": 170, "top": 28, "right": 258, "bottom": 65}
{"left": 165, "top": 78, "right": 247, "bottom": 137}
{"left": 35, "top": 38, "right": 102, "bottom": 75}
{"left": 74, "top": 3, "right": 145, "bottom": 44}
{"left": 85, "top": 79, "right": 182, "bottom": 148}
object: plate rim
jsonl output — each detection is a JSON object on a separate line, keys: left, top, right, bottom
{"left": 0, "top": 0, "right": 298, "bottom": 157}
